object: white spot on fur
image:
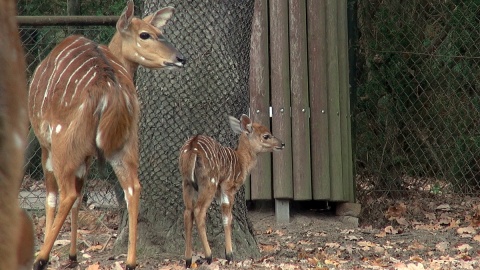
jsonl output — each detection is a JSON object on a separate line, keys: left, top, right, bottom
{"left": 47, "top": 193, "right": 57, "bottom": 208}
{"left": 96, "top": 131, "right": 102, "bottom": 148}
{"left": 78, "top": 103, "right": 85, "bottom": 111}
{"left": 128, "top": 187, "right": 133, "bottom": 196}
{"left": 136, "top": 42, "right": 142, "bottom": 48}
{"left": 211, "top": 178, "right": 215, "bottom": 184}
{"left": 75, "top": 164, "right": 86, "bottom": 178}
{"left": 13, "top": 132, "right": 24, "bottom": 149}
{"left": 45, "top": 151, "right": 53, "bottom": 172}
{"left": 183, "top": 149, "right": 188, "bottom": 153}
{"left": 107, "top": 81, "right": 111, "bottom": 87}
{"left": 124, "top": 192, "right": 129, "bottom": 208}
{"left": 55, "top": 124, "right": 62, "bottom": 133}
{"left": 140, "top": 56, "right": 146, "bottom": 61}
{"left": 221, "top": 192, "right": 229, "bottom": 205}
{"left": 193, "top": 148, "right": 198, "bottom": 151}
{"left": 222, "top": 215, "right": 229, "bottom": 226}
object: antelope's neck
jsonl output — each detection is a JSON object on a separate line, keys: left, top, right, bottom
{"left": 236, "top": 136, "right": 258, "bottom": 179}
{"left": 108, "top": 33, "right": 138, "bottom": 78}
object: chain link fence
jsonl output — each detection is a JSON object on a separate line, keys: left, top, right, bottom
{"left": 355, "top": 0, "right": 480, "bottom": 225}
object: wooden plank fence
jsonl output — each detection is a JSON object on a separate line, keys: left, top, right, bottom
{"left": 247, "top": 0, "right": 354, "bottom": 221}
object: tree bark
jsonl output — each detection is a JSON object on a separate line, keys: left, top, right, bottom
{"left": 114, "top": 0, "right": 257, "bottom": 262}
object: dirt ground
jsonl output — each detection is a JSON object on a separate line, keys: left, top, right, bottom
{"left": 34, "top": 195, "right": 480, "bottom": 270}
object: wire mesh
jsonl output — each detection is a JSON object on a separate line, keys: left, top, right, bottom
{"left": 355, "top": 0, "right": 480, "bottom": 225}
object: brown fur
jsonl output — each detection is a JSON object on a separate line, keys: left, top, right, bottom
{"left": 0, "top": 0, "right": 34, "bottom": 269}
{"left": 179, "top": 115, "right": 284, "bottom": 267}
{"left": 28, "top": 1, "right": 184, "bottom": 269}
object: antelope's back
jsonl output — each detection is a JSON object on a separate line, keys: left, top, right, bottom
{"left": 180, "top": 135, "right": 238, "bottom": 181}
{"left": 28, "top": 35, "right": 138, "bottom": 155}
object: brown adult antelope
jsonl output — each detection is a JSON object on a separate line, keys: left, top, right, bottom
{"left": 179, "top": 114, "right": 284, "bottom": 267}
{"left": 0, "top": 0, "right": 35, "bottom": 269}
{"left": 28, "top": 1, "right": 185, "bottom": 269}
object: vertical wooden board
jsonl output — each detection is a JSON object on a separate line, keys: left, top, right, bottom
{"left": 307, "top": 0, "right": 330, "bottom": 200}
{"left": 347, "top": 0, "right": 357, "bottom": 202}
{"left": 289, "top": 0, "right": 312, "bottom": 200}
{"left": 270, "top": 0, "right": 293, "bottom": 199}
{"left": 337, "top": 1, "right": 355, "bottom": 202}
{"left": 326, "top": 0, "right": 344, "bottom": 201}
{"left": 337, "top": 0, "right": 353, "bottom": 201}
{"left": 249, "top": 0, "right": 272, "bottom": 200}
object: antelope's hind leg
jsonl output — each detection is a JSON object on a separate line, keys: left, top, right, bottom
{"left": 183, "top": 181, "right": 196, "bottom": 268}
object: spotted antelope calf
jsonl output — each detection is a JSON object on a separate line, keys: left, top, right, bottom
{"left": 28, "top": 1, "right": 185, "bottom": 269}
{"left": 179, "top": 114, "right": 284, "bottom": 268}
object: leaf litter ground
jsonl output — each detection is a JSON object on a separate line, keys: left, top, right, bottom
{"left": 33, "top": 193, "right": 480, "bottom": 269}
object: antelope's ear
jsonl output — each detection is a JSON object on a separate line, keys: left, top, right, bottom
{"left": 144, "top": 6, "right": 175, "bottom": 29}
{"left": 116, "top": 0, "right": 135, "bottom": 32}
{"left": 228, "top": 115, "right": 242, "bottom": 134}
{"left": 239, "top": 114, "right": 253, "bottom": 134}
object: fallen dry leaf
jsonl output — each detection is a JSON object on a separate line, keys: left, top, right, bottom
{"left": 385, "top": 202, "right": 407, "bottom": 220}
{"left": 457, "top": 226, "right": 476, "bottom": 237}
{"left": 86, "top": 263, "right": 100, "bottom": 270}
{"left": 436, "top": 204, "right": 451, "bottom": 211}
{"left": 435, "top": 241, "right": 449, "bottom": 252}
{"left": 456, "top": 243, "right": 473, "bottom": 251}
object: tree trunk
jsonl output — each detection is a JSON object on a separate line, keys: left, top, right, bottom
{"left": 114, "top": 0, "right": 257, "bottom": 262}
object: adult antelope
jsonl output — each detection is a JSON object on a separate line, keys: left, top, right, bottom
{"left": 0, "top": 0, "right": 35, "bottom": 269}
{"left": 179, "top": 114, "right": 284, "bottom": 268}
{"left": 28, "top": 1, "right": 185, "bottom": 269}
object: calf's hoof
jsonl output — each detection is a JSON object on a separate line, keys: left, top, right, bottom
{"left": 226, "top": 252, "right": 234, "bottom": 263}
{"left": 185, "top": 258, "right": 192, "bottom": 268}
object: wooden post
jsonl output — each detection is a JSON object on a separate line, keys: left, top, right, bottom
{"left": 308, "top": 0, "right": 331, "bottom": 200}
{"left": 337, "top": 0, "right": 355, "bottom": 201}
{"left": 289, "top": 0, "right": 312, "bottom": 200}
{"left": 326, "top": 0, "right": 344, "bottom": 201}
{"left": 249, "top": 0, "right": 272, "bottom": 199}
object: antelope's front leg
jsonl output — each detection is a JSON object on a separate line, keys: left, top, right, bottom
{"left": 220, "top": 191, "right": 235, "bottom": 262}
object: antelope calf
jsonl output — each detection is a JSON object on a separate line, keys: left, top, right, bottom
{"left": 0, "top": 0, "right": 35, "bottom": 269}
{"left": 28, "top": 1, "right": 185, "bottom": 269}
{"left": 179, "top": 114, "right": 284, "bottom": 268}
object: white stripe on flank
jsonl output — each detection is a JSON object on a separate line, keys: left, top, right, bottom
{"left": 59, "top": 44, "right": 92, "bottom": 103}
{"left": 69, "top": 57, "right": 97, "bottom": 99}
{"left": 41, "top": 37, "right": 86, "bottom": 113}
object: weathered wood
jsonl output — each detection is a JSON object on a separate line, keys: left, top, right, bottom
{"left": 307, "top": 0, "right": 331, "bottom": 200}
{"left": 270, "top": 0, "right": 293, "bottom": 199}
{"left": 249, "top": 0, "right": 272, "bottom": 199}
{"left": 326, "top": 0, "right": 344, "bottom": 201}
{"left": 337, "top": 0, "right": 355, "bottom": 202}
{"left": 289, "top": 0, "right": 312, "bottom": 200}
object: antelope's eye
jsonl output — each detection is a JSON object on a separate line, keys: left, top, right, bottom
{"left": 139, "top": 32, "right": 151, "bottom": 40}
{"left": 263, "top": 134, "right": 271, "bottom": 140}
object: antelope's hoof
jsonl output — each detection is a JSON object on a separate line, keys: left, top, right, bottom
{"left": 206, "top": 255, "right": 212, "bottom": 264}
{"left": 33, "top": 259, "right": 49, "bottom": 270}
{"left": 126, "top": 264, "right": 137, "bottom": 270}
{"left": 226, "top": 252, "right": 234, "bottom": 263}
{"left": 185, "top": 258, "right": 192, "bottom": 268}
{"left": 61, "top": 255, "right": 78, "bottom": 268}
